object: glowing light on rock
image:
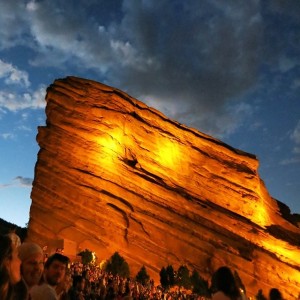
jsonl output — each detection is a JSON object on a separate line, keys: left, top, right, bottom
{"left": 253, "top": 202, "right": 270, "bottom": 228}
{"left": 98, "top": 132, "right": 122, "bottom": 155}
{"left": 94, "top": 129, "right": 126, "bottom": 169}
{"left": 261, "top": 239, "right": 300, "bottom": 266}
{"left": 156, "top": 138, "right": 182, "bottom": 170}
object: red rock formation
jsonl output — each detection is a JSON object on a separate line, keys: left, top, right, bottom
{"left": 28, "top": 76, "right": 300, "bottom": 299}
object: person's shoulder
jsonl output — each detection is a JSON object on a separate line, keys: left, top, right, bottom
{"left": 30, "top": 283, "right": 58, "bottom": 300}
{"left": 212, "top": 291, "right": 232, "bottom": 300}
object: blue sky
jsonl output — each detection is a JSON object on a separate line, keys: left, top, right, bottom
{"left": 0, "top": 0, "right": 299, "bottom": 227}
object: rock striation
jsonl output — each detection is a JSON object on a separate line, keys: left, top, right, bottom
{"left": 28, "top": 76, "right": 300, "bottom": 299}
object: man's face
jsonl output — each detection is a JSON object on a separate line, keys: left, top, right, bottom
{"left": 44, "top": 260, "right": 66, "bottom": 286}
{"left": 21, "top": 253, "right": 44, "bottom": 287}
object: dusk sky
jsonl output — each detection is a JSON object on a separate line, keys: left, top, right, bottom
{"left": 0, "top": 0, "right": 299, "bottom": 227}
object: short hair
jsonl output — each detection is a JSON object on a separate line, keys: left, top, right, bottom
{"left": 269, "top": 288, "right": 283, "bottom": 300}
{"left": 18, "top": 242, "right": 43, "bottom": 262}
{"left": 210, "top": 266, "right": 241, "bottom": 299}
{"left": 44, "top": 253, "right": 69, "bottom": 269}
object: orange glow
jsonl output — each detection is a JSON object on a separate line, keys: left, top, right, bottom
{"left": 156, "top": 139, "right": 182, "bottom": 170}
{"left": 252, "top": 202, "right": 270, "bottom": 228}
{"left": 250, "top": 181, "right": 274, "bottom": 228}
{"left": 93, "top": 129, "right": 125, "bottom": 168}
{"left": 97, "top": 129, "right": 123, "bottom": 155}
{"left": 261, "top": 239, "right": 300, "bottom": 266}
{"left": 94, "top": 128, "right": 184, "bottom": 173}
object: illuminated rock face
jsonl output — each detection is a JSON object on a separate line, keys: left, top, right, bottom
{"left": 28, "top": 76, "right": 300, "bottom": 299}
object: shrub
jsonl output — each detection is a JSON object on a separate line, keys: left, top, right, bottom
{"left": 105, "top": 252, "right": 130, "bottom": 278}
{"left": 136, "top": 265, "right": 150, "bottom": 286}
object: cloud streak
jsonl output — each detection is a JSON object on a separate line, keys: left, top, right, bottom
{"left": 14, "top": 176, "right": 33, "bottom": 187}
{"left": 0, "top": 133, "right": 15, "bottom": 140}
{"left": 0, "top": 176, "right": 33, "bottom": 189}
{"left": 291, "top": 121, "right": 300, "bottom": 144}
{"left": 280, "top": 121, "right": 300, "bottom": 166}
{"left": 290, "top": 121, "right": 300, "bottom": 157}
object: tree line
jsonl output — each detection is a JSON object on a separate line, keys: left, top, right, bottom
{"left": 79, "top": 250, "right": 211, "bottom": 296}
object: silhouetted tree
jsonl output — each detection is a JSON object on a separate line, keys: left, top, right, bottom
{"left": 78, "top": 249, "right": 93, "bottom": 265}
{"left": 136, "top": 265, "right": 150, "bottom": 286}
{"left": 160, "top": 267, "right": 169, "bottom": 288}
{"left": 105, "top": 252, "right": 130, "bottom": 278}
{"left": 0, "top": 218, "right": 27, "bottom": 241}
{"left": 166, "top": 265, "right": 175, "bottom": 287}
{"left": 176, "top": 265, "right": 191, "bottom": 289}
{"left": 190, "top": 269, "right": 210, "bottom": 296}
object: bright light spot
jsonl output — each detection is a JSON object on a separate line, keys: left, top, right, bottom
{"left": 95, "top": 129, "right": 124, "bottom": 157}
{"left": 92, "top": 251, "right": 97, "bottom": 263}
{"left": 103, "top": 135, "right": 120, "bottom": 154}
{"left": 261, "top": 239, "right": 300, "bottom": 266}
{"left": 99, "top": 259, "right": 107, "bottom": 270}
{"left": 253, "top": 202, "right": 270, "bottom": 228}
{"left": 156, "top": 139, "right": 182, "bottom": 169}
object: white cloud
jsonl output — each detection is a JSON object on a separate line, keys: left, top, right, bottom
{"left": 0, "top": 85, "right": 46, "bottom": 111}
{"left": 24, "top": 1, "right": 115, "bottom": 71}
{"left": 0, "top": 59, "right": 30, "bottom": 87}
{"left": 293, "top": 146, "right": 300, "bottom": 154}
{"left": 249, "top": 121, "right": 263, "bottom": 132}
{"left": 0, "top": 1, "right": 29, "bottom": 50}
{"left": 280, "top": 157, "right": 300, "bottom": 165}
{"left": 292, "top": 79, "right": 300, "bottom": 89}
{"left": 0, "top": 182, "right": 10, "bottom": 188}
{"left": 17, "top": 125, "right": 31, "bottom": 132}
{"left": 282, "top": 121, "right": 300, "bottom": 164}
{"left": 14, "top": 176, "right": 33, "bottom": 187}
{"left": 0, "top": 176, "right": 33, "bottom": 189}
{"left": 26, "top": 1, "right": 38, "bottom": 12}
{"left": 21, "top": 112, "right": 29, "bottom": 120}
{"left": 0, "top": 133, "right": 15, "bottom": 140}
{"left": 0, "top": 107, "right": 6, "bottom": 119}
{"left": 278, "top": 56, "right": 298, "bottom": 73}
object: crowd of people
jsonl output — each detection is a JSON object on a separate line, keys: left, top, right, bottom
{"left": 0, "top": 232, "right": 285, "bottom": 300}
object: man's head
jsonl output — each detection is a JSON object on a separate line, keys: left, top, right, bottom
{"left": 269, "top": 288, "right": 283, "bottom": 300}
{"left": 44, "top": 253, "right": 69, "bottom": 287}
{"left": 18, "top": 242, "right": 44, "bottom": 288}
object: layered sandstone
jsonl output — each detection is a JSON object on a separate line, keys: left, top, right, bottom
{"left": 28, "top": 76, "right": 300, "bottom": 299}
